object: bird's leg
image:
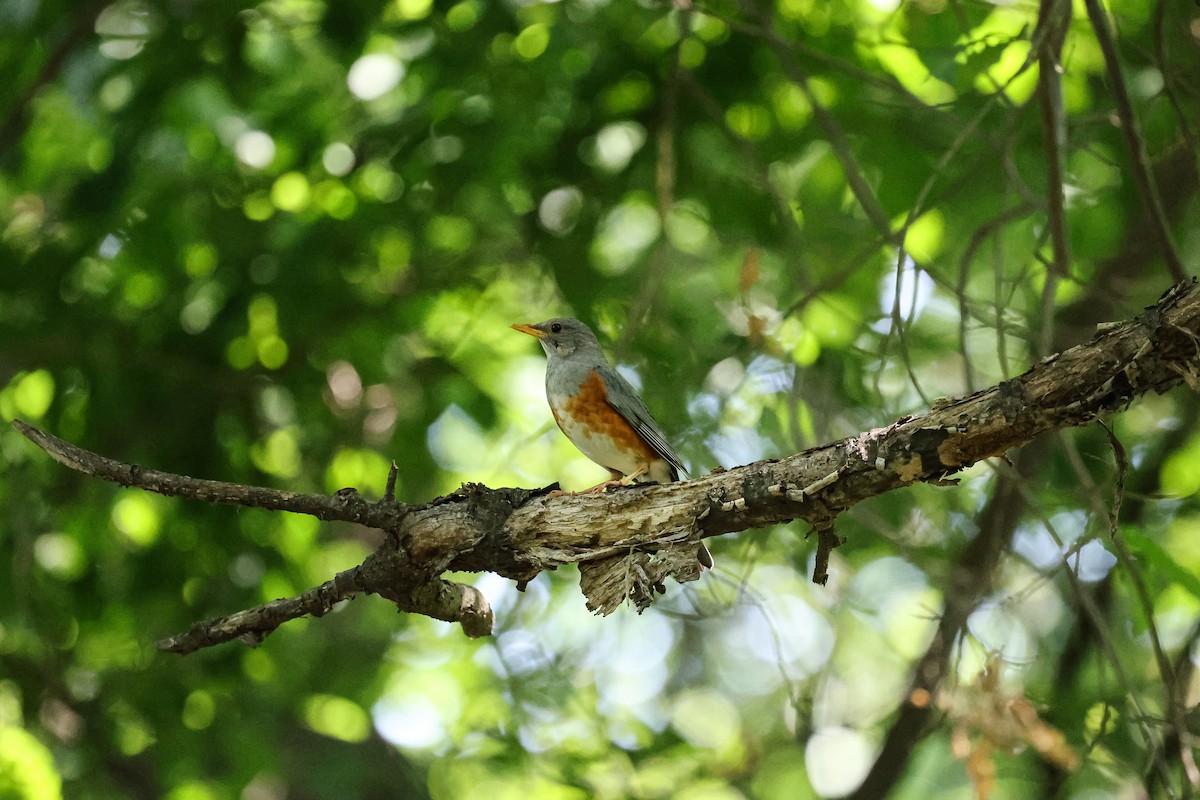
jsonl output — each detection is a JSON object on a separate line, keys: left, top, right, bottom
{"left": 618, "top": 465, "right": 648, "bottom": 486}
{"left": 547, "top": 472, "right": 624, "bottom": 497}
{"left": 585, "top": 465, "right": 652, "bottom": 493}
{"left": 582, "top": 468, "right": 628, "bottom": 494}
{"left": 558, "top": 466, "right": 652, "bottom": 496}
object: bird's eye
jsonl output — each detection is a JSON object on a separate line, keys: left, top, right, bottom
{"left": 550, "top": 322, "right": 562, "bottom": 333}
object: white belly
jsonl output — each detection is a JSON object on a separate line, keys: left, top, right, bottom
{"left": 552, "top": 397, "right": 642, "bottom": 475}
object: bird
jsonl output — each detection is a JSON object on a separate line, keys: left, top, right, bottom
{"left": 512, "top": 317, "right": 713, "bottom": 569}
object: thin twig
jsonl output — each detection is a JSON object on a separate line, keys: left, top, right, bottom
{"left": 620, "top": 4, "right": 691, "bottom": 349}
{"left": 1035, "top": 0, "right": 1072, "bottom": 357}
{"left": 1154, "top": 0, "right": 1197, "bottom": 153}
{"left": 1028, "top": 489, "right": 1176, "bottom": 794}
{"left": 1099, "top": 425, "right": 1200, "bottom": 792}
{"left": 846, "top": 448, "right": 1024, "bottom": 800}
{"left": 10, "top": 419, "right": 409, "bottom": 529}
{"left": 742, "top": 0, "right": 892, "bottom": 235}
{"left": 156, "top": 568, "right": 365, "bottom": 654}
{"left": 677, "top": 71, "right": 801, "bottom": 236}
{"left": 1084, "top": 0, "right": 1187, "bottom": 283}
{"left": 878, "top": 96, "right": 1001, "bottom": 407}
{"left": 956, "top": 202, "right": 1039, "bottom": 390}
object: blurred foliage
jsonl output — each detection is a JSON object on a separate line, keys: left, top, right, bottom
{"left": 2, "top": 0, "right": 1199, "bottom": 797}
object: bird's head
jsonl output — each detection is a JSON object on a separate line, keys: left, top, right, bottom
{"left": 511, "top": 318, "right": 602, "bottom": 360}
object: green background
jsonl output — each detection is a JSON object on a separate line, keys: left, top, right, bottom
{"left": 3, "top": 0, "right": 1200, "bottom": 797}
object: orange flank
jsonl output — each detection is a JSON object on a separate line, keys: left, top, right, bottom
{"left": 558, "top": 370, "right": 659, "bottom": 465}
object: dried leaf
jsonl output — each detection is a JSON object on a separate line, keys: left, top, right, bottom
{"left": 967, "top": 737, "right": 996, "bottom": 800}
{"left": 739, "top": 248, "right": 760, "bottom": 293}
{"left": 941, "top": 660, "right": 1080, "bottom": 789}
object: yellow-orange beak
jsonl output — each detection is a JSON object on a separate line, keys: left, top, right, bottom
{"left": 511, "top": 322, "right": 545, "bottom": 338}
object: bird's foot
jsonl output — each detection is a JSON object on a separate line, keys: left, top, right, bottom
{"left": 615, "top": 466, "right": 648, "bottom": 487}
{"left": 583, "top": 479, "right": 625, "bottom": 494}
{"left": 554, "top": 467, "right": 650, "bottom": 496}
{"left": 547, "top": 480, "right": 622, "bottom": 497}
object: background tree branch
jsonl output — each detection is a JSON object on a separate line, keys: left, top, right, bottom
{"left": 853, "top": 140, "right": 1200, "bottom": 794}
{"left": 1084, "top": 0, "right": 1186, "bottom": 282}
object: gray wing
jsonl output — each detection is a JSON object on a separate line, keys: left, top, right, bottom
{"left": 597, "top": 364, "right": 686, "bottom": 479}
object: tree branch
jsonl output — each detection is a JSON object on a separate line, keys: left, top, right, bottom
{"left": 741, "top": 0, "right": 893, "bottom": 236}
{"left": 15, "top": 279, "right": 1200, "bottom": 653}
{"left": 11, "top": 419, "right": 410, "bottom": 528}
{"left": 0, "top": 2, "right": 106, "bottom": 158}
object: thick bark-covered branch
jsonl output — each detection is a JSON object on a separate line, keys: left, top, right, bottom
{"left": 15, "top": 280, "right": 1200, "bottom": 653}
